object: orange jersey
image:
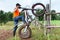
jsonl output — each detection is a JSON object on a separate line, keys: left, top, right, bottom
{"left": 13, "top": 9, "right": 20, "bottom": 18}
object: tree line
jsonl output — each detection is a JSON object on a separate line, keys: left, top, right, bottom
{"left": 0, "top": 10, "right": 60, "bottom": 25}
{"left": 0, "top": 10, "right": 13, "bottom": 25}
{"left": 37, "top": 10, "right": 60, "bottom": 21}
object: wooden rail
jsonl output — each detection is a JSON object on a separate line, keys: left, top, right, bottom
{"left": 45, "top": 13, "right": 60, "bottom": 15}
{"left": 47, "top": 26, "right": 60, "bottom": 28}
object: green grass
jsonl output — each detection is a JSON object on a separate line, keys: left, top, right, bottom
{"left": 51, "top": 20, "right": 60, "bottom": 25}
{"left": 0, "top": 20, "right": 60, "bottom": 40}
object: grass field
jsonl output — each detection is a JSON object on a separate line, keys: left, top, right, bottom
{"left": 0, "top": 20, "right": 60, "bottom": 40}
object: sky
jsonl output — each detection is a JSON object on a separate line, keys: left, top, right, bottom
{"left": 0, "top": 0, "right": 60, "bottom": 13}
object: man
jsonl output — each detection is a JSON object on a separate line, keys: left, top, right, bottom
{"left": 13, "top": 3, "right": 25, "bottom": 36}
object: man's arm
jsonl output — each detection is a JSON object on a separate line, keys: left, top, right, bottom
{"left": 14, "top": 8, "right": 18, "bottom": 12}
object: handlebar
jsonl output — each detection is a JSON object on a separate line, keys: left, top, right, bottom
{"left": 19, "top": 7, "right": 38, "bottom": 11}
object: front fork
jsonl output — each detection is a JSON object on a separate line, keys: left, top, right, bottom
{"left": 24, "top": 10, "right": 28, "bottom": 32}
{"left": 24, "top": 26, "right": 28, "bottom": 32}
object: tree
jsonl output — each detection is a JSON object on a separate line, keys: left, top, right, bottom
{"left": 56, "top": 13, "right": 60, "bottom": 20}
{"left": 51, "top": 10, "right": 57, "bottom": 20}
{"left": 0, "top": 10, "right": 13, "bottom": 25}
{"left": 0, "top": 10, "right": 4, "bottom": 25}
{"left": 0, "top": 10, "right": 8, "bottom": 25}
{"left": 6, "top": 12, "right": 13, "bottom": 21}
{"left": 36, "top": 9, "right": 44, "bottom": 21}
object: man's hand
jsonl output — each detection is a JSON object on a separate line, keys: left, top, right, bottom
{"left": 14, "top": 8, "right": 17, "bottom": 12}
{"left": 21, "top": 9, "right": 25, "bottom": 12}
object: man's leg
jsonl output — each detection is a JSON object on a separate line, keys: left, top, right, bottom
{"left": 13, "top": 18, "right": 18, "bottom": 36}
{"left": 13, "top": 16, "right": 25, "bottom": 36}
{"left": 21, "top": 16, "right": 26, "bottom": 23}
{"left": 17, "top": 16, "right": 26, "bottom": 23}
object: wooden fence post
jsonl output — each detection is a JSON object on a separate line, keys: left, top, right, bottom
{"left": 46, "top": 4, "right": 51, "bottom": 40}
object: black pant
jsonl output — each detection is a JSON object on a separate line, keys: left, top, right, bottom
{"left": 13, "top": 25, "right": 18, "bottom": 36}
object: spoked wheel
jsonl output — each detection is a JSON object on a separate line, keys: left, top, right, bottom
{"left": 18, "top": 24, "right": 31, "bottom": 39}
{"left": 32, "top": 3, "right": 46, "bottom": 17}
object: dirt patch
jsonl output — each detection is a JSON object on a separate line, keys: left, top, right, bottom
{"left": 0, "top": 29, "right": 13, "bottom": 40}
{"left": 0, "top": 29, "right": 32, "bottom": 40}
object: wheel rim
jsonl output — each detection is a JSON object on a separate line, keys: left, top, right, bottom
{"left": 20, "top": 29, "right": 30, "bottom": 38}
{"left": 19, "top": 25, "right": 31, "bottom": 38}
{"left": 32, "top": 3, "right": 46, "bottom": 17}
